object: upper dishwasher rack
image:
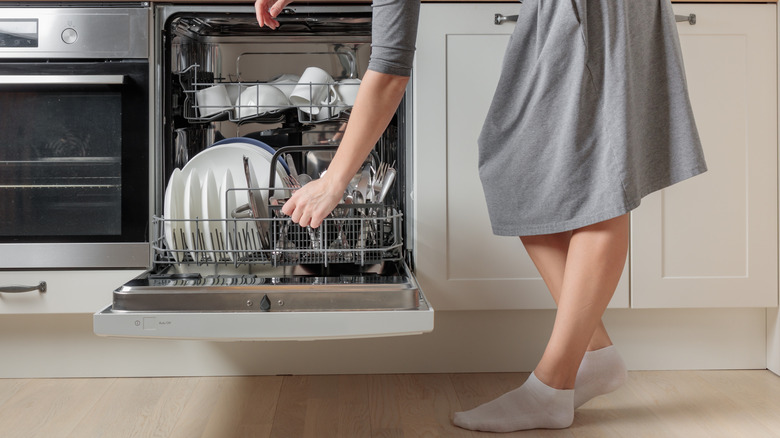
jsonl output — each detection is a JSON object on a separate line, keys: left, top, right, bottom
{"left": 177, "top": 51, "right": 361, "bottom": 125}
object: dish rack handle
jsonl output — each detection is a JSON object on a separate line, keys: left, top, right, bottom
{"left": 268, "top": 145, "right": 380, "bottom": 197}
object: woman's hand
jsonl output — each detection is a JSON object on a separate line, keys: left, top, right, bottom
{"left": 255, "top": 0, "right": 294, "bottom": 29}
{"left": 281, "top": 173, "right": 346, "bottom": 229}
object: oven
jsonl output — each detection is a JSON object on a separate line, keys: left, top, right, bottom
{"left": 92, "top": 4, "right": 433, "bottom": 340}
{"left": 0, "top": 5, "right": 151, "bottom": 269}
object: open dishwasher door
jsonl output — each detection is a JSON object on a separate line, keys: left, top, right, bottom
{"left": 93, "top": 261, "right": 432, "bottom": 341}
{"left": 94, "top": 206, "right": 433, "bottom": 340}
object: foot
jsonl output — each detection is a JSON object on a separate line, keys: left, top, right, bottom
{"left": 574, "top": 345, "right": 628, "bottom": 408}
{"left": 452, "top": 372, "right": 574, "bottom": 432}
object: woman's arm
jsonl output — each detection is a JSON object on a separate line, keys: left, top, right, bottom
{"left": 255, "top": 0, "right": 419, "bottom": 228}
{"left": 280, "top": 70, "right": 409, "bottom": 228}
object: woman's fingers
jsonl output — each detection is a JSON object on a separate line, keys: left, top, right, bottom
{"left": 255, "top": 0, "right": 295, "bottom": 29}
{"left": 280, "top": 177, "right": 343, "bottom": 228}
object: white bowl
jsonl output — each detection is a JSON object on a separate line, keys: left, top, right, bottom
{"left": 195, "top": 84, "right": 232, "bottom": 118}
{"left": 269, "top": 73, "right": 301, "bottom": 99}
{"left": 235, "top": 84, "right": 290, "bottom": 119}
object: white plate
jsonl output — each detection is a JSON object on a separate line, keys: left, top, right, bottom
{"left": 201, "top": 168, "right": 222, "bottom": 261}
{"left": 183, "top": 171, "right": 202, "bottom": 262}
{"left": 219, "top": 169, "right": 254, "bottom": 260}
{"left": 163, "top": 168, "right": 186, "bottom": 263}
{"left": 181, "top": 143, "right": 286, "bottom": 209}
{"left": 219, "top": 169, "right": 235, "bottom": 261}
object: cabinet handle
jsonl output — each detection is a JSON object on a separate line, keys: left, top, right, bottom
{"left": 0, "top": 282, "right": 47, "bottom": 293}
{"left": 494, "top": 14, "right": 519, "bottom": 25}
{"left": 675, "top": 14, "right": 696, "bottom": 25}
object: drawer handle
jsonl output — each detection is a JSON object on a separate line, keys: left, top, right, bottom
{"left": 0, "top": 282, "right": 47, "bottom": 294}
{"left": 494, "top": 14, "right": 519, "bottom": 25}
{"left": 675, "top": 14, "right": 696, "bottom": 25}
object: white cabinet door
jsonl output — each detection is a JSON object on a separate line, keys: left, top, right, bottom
{"left": 0, "top": 270, "right": 144, "bottom": 314}
{"left": 631, "top": 4, "right": 778, "bottom": 308}
{"left": 413, "top": 3, "right": 629, "bottom": 311}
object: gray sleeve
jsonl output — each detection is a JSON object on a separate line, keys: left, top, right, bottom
{"left": 367, "top": 0, "right": 421, "bottom": 77}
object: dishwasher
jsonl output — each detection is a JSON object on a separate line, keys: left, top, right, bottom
{"left": 93, "top": 4, "right": 433, "bottom": 340}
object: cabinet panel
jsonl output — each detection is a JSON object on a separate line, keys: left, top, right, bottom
{"left": 414, "top": 4, "right": 629, "bottom": 310}
{"left": 631, "top": 4, "right": 778, "bottom": 308}
{"left": 0, "top": 270, "right": 143, "bottom": 314}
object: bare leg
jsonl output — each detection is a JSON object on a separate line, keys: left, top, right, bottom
{"left": 453, "top": 214, "right": 629, "bottom": 432}
{"left": 533, "top": 214, "right": 629, "bottom": 389}
{"left": 521, "top": 220, "right": 628, "bottom": 406}
{"left": 520, "top": 231, "right": 614, "bottom": 351}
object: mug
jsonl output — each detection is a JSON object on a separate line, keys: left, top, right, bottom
{"left": 290, "top": 67, "right": 334, "bottom": 115}
{"left": 335, "top": 78, "right": 361, "bottom": 110}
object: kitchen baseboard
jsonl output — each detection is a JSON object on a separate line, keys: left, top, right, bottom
{"left": 0, "top": 308, "right": 768, "bottom": 378}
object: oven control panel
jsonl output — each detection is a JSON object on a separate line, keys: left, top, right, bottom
{"left": 0, "top": 19, "right": 38, "bottom": 48}
{"left": 0, "top": 7, "right": 149, "bottom": 59}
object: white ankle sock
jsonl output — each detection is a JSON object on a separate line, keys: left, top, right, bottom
{"left": 574, "top": 345, "right": 628, "bottom": 408}
{"left": 452, "top": 372, "right": 574, "bottom": 432}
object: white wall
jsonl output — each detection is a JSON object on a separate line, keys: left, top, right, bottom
{"left": 768, "top": 308, "right": 780, "bottom": 375}
{"left": 0, "top": 308, "right": 767, "bottom": 378}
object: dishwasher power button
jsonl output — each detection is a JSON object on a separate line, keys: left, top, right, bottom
{"left": 61, "top": 28, "right": 78, "bottom": 45}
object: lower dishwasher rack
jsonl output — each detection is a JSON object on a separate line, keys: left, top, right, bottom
{"left": 93, "top": 206, "right": 433, "bottom": 340}
{"left": 156, "top": 204, "right": 403, "bottom": 269}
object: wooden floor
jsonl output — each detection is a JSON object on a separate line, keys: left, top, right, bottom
{"left": 1, "top": 371, "right": 779, "bottom": 438}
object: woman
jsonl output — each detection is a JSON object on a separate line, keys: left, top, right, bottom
{"left": 256, "top": 0, "right": 706, "bottom": 432}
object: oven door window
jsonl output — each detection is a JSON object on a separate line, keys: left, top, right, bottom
{"left": 0, "top": 62, "right": 148, "bottom": 243}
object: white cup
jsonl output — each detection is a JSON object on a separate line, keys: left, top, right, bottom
{"left": 235, "top": 84, "right": 290, "bottom": 119}
{"left": 195, "top": 84, "right": 232, "bottom": 117}
{"left": 290, "top": 67, "right": 334, "bottom": 115}
{"left": 269, "top": 73, "right": 301, "bottom": 99}
{"left": 335, "top": 78, "right": 361, "bottom": 109}
{"left": 297, "top": 87, "right": 340, "bottom": 123}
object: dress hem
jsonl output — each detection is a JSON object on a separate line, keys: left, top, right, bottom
{"left": 489, "top": 164, "right": 708, "bottom": 237}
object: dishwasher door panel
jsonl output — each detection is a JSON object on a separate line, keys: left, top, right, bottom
{"left": 93, "top": 261, "right": 433, "bottom": 340}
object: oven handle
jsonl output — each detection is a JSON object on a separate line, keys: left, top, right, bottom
{"left": 0, "top": 75, "right": 125, "bottom": 85}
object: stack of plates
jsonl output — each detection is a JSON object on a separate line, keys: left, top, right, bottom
{"left": 163, "top": 138, "right": 289, "bottom": 262}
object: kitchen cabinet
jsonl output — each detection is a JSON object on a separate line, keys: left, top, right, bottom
{"left": 631, "top": 4, "right": 778, "bottom": 308}
{"left": 412, "top": 3, "right": 629, "bottom": 311}
{"left": 0, "top": 271, "right": 143, "bottom": 314}
{"left": 413, "top": 3, "right": 776, "bottom": 310}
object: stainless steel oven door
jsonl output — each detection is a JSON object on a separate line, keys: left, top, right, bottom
{"left": 93, "top": 261, "right": 433, "bottom": 340}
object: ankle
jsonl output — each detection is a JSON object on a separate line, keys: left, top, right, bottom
{"left": 533, "top": 367, "right": 576, "bottom": 390}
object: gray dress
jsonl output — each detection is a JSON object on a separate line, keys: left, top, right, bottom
{"left": 367, "top": 0, "right": 707, "bottom": 237}
{"left": 478, "top": 0, "right": 707, "bottom": 236}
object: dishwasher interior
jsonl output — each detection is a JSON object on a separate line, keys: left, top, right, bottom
{"left": 94, "top": 4, "right": 431, "bottom": 339}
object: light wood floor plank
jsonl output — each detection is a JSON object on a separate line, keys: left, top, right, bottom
{"left": 572, "top": 374, "right": 676, "bottom": 438}
{"left": 270, "top": 375, "right": 371, "bottom": 438}
{"left": 694, "top": 370, "right": 780, "bottom": 434}
{"left": 0, "top": 378, "right": 113, "bottom": 438}
{"left": 625, "top": 371, "right": 778, "bottom": 438}
{"left": 370, "top": 374, "right": 471, "bottom": 438}
{"left": 133, "top": 377, "right": 200, "bottom": 438}
{"left": 167, "top": 377, "right": 226, "bottom": 438}
{"left": 199, "top": 376, "right": 283, "bottom": 438}
{"left": 0, "top": 379, "right": 30, "bottom": 410}
{"left": 66, "top": 378, "right": 176, "bottom": 438}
